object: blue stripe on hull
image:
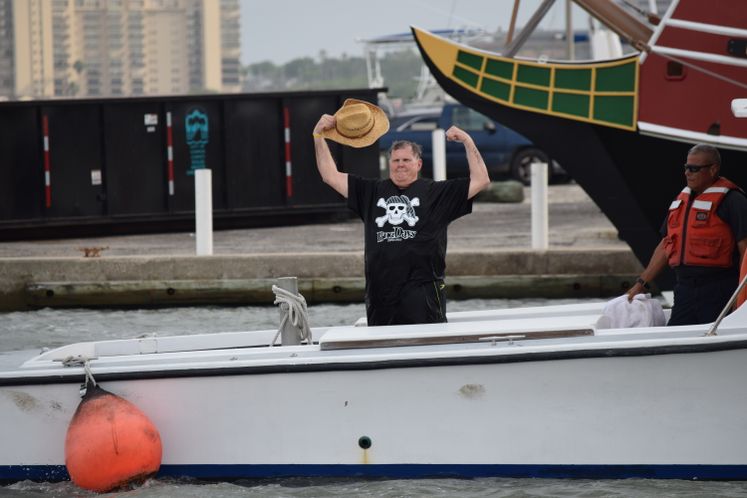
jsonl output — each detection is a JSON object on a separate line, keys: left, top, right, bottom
{"left": 4, "top": 464, "right": 747, "bottom": 482}
{"left": 0, "top": 465, "right": 69, "bottom": 482}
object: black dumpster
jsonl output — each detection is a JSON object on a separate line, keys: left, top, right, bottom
{"left": 0, "top": 89, "right": 383, "bottom": 241}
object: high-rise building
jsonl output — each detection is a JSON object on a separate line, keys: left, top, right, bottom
{"left": 0, "top": 0, "right": 241, "bottom": 99}
{"left": 220, "top": 0, "right": 240, "bottom": 92}
{"left": 51, "top": 0, "right": 73, "bottom": 96}
{"left": 0, "top": 0, "right": 55, "bottom": 99}
{"left": 0, "top": 0, "right": 14, "bottom": 98}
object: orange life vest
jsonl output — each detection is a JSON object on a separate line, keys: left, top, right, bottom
{"left": 663, "top": 177, "right": 739, "bottom": 268}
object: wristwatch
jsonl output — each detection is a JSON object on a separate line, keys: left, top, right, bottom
{"left": 636, "top": 277, "right": 650, "bottom": 290}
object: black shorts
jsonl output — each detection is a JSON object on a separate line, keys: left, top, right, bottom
{"left": 668, "top": 273, "right": 737, "bottom": 326}
{"left": 366, "top": 280, "right": 447, "bottom": 326}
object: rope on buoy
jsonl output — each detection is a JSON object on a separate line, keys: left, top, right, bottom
{"left": 61, "top": 355, "right": 97, "bottom": 394}
{"left": 270, "top": 284, "right": 312, "bottom": 346}
{"left": 84, "top": 361, "right": 97, "bottom": 388}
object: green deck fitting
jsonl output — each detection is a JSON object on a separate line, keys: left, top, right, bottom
{"left": 485, "top": 58, "right": 514, "bottom": 80}
{"left": 516, "top": 64, "right": 551, "bottom": 87}
{"left": 514, "top": 86, "right": 549, "bottom": 110}
{"left": 555, "top": 68, "right": 591, "bottom": 91}
{"left": 457, "top": 51, "right": 484, "bottom": 71}
{"left": 593, "top": 95, "right": 634, "bottom": 126}
{"left": 552, "top": 92, "right": 590, "bottom": 118}
{"left": 480, "top": 77, "right": 511, "bottom": 101}
{"left": 453, "top": 65, "right": 479, "bottom": 88}
{"left": 595, "top": 63, "right": 636, "bottom": 92}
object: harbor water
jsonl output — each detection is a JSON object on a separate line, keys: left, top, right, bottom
{"left": 2, "top": 299, "right": 747, "bottom": 497}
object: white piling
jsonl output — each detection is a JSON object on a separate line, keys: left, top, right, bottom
{"left": 432, "top": 128, "right": 447, "bottom": 181}
{"left": 195, "top": 169, "right": 213, "bottom": 256}
{"left": 531, "top": 161, "right": 549, "bottom": 250}
{"left": 277, "top": 277, "right": 301, "bottom": 346}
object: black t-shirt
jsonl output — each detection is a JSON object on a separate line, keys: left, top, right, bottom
{"left": 660, "top": 189, "right": 747, "bottom": 279}
{"left": 348, "top": 175, "right": 472, "bottom": 306}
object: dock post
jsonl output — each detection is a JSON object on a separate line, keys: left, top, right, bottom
{"left": 531, "top": 161, "right": 548, "bottom": 250}
{"left": 277, "top": 277, "right": 302, "bottom": 346}
{"left": 195, "top": 169, "right": 213, "bottom": 256}
{"left": 432, "top": 128, "right": 446, "bottom": 181}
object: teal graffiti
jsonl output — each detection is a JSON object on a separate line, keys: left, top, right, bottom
{"left": 185, "top": 109, "right": 208, "bottom": 174}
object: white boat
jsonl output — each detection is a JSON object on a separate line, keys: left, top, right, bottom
{"left": 2, "top": 298, "right": 747, "bottom": 482}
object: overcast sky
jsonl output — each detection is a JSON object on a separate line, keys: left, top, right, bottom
{"left": 240, "top": 0, "right": 592, "bottom": 65}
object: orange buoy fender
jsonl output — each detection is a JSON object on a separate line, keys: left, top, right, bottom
{"left": 64, "top": 384, "right": 162, "bottom": 492}
{"left": 737, "top": 254, "right": 747, "bottom": 309}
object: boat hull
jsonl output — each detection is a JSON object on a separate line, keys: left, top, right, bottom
{"left": 3, "top": 344, "right": 747, "bottom": 481}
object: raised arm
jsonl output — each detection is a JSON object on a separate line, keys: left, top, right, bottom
{"left": 445, "top": 126, "right": 490, "bottom": 199}
{"left": 313, "top": 115, "right": 348, "bottom": 198}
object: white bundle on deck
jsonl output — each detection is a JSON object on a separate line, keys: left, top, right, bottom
{"left": 598, "top": 294, "right": 667, "bottom": 329}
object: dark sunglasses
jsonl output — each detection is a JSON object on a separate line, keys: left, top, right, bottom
{"left": 684, "top": 163, "right": 712, "bottom": 173}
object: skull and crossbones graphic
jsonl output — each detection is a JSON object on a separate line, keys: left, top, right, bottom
{"left": 375, "top": 195, "right": 420, "bottom": 227}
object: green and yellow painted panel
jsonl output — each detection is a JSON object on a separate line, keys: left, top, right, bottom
{"left": 413, "top": 27, "right": 639, "bottom": 131}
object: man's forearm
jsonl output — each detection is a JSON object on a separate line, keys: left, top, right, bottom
{"left": 314, "top": 135, "right": 335, "bottom": 180}
{"left": 464, "top": 139, "right": 490, "bottom": 199}
{"left": 314, "top": 135, "right": 348, "bottom": 197}
{"left": 626, "top": 238, "right": 668, "bottom": 299}
{"left": 640, "top": 239, "right": 669, "bottom": 283}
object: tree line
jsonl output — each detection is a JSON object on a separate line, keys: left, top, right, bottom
{"left": 242, "top": 49, "right": 425, "bottom": 100}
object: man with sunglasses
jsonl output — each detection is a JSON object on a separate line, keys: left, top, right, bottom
{"left": 626, "top": 144, "right": 747, "bottom": 325}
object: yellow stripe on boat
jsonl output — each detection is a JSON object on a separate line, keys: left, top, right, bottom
{"left": 413, "top": 26, "right": 639, "bottom": 132}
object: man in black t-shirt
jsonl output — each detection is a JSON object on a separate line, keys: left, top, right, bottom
{"left": 626, "top": 144, "right": 747, "bottom": 325}
{"left": 313, "top": 102, "right": 490, "bottom": 326}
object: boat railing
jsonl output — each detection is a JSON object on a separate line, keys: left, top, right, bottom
{"left": 319, "top": 313, "right": 607, "bottom": 351}
{"left": 320, "top": 327, "right": 595, "bottom": 351}
{"left": 26, "top": 327, "right": 333, "bottom": 366}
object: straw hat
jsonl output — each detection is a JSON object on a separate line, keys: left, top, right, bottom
{"left": 321, "top": 98, "right": 390, "bottom": 148}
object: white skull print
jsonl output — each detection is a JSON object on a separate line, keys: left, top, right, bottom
{"left": 375, "top": 195, "right": 420, "bottom": 227}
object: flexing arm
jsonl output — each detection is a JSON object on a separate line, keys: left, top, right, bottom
{"left": 626, "top": 238, "right": 669, "bottom": 300}
{"left": 445, "top": 126, "right": 490, "bottom": 199}
{"left": 313, "top": 114, "right": 348, "bottom": 198}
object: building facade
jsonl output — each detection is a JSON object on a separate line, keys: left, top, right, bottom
{"left": 0, "top": 0, "right": 15, "bottom": 98}
{"left": 0, "top": 0, "right": 55, "bottom": 99}
{"left": 219, "top": 0, "right": 240, "bottom": 92}
{"left": 0, "top": 0, "right": 240, "bottom": 99}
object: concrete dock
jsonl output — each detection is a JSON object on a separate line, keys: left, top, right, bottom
{"left": 0, "top": 185, "right": 643, "bottom": 310}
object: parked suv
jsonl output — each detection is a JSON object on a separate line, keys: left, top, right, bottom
{"left": 378, "top": 103, "right": 568, "bottom": 184}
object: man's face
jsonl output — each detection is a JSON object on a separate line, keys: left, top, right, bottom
{"left": 684, "top": 152, "right": 718, "bottom": 194}
{"left": 389, "top": 145, "right": 422, "bottom": 188}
